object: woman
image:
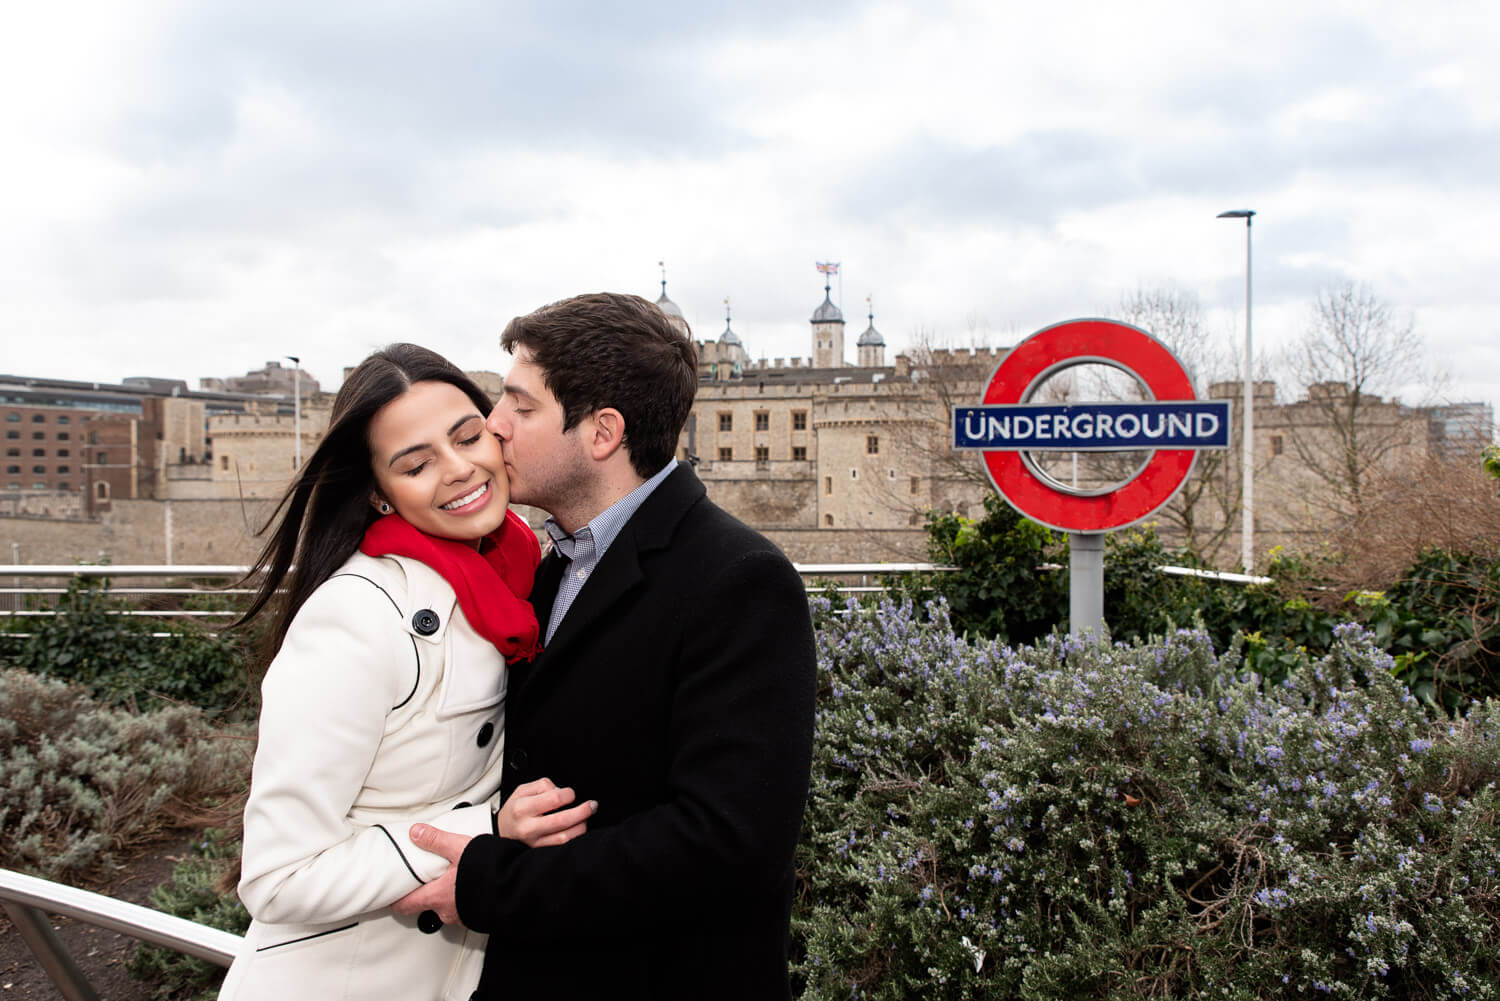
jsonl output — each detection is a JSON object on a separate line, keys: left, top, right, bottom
{"left": 219, "top": 345, "right": 592, "bottom": 1001}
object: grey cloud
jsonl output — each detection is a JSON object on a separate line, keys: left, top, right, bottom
{"left": 838, "top": 131, "right": 1135, "bottom": 228}
{"left": 109, "top": 0, "right": 864, "bottom": 165}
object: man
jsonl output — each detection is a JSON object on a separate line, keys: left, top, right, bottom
{"left": 394, "top": 292, "right": 817, "bottom": 1000}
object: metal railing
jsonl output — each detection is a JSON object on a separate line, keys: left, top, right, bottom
{"left": 0, "top": 562, "right": 958, "bottom": 613}
{"left": 0, "top": 867, "right": 240, "bottom": 1001}
{"left": 0, "top": 561, "right": 1270, "bottom": 620}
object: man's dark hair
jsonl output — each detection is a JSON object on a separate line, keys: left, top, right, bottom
{"left": 500, "top": 292, "right": 698, "bottom": 478}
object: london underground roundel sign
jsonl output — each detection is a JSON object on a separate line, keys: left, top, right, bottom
{"left": 952, "top": 319, "right": 1232, "bottom": 534}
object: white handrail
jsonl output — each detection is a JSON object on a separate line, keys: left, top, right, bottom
{"left": 0, "top": 868, "right": 241, "bottom": 964}
{"left": 0, "top": 565, "right": 249, "bottom": 577}
{"left": 0, "top": 867, "right": 241, "bottom": 1001}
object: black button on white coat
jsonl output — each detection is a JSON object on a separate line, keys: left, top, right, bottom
{"left": 411, "top": 609, "right": 440, "bottom": 635}
{"left": 476, "top": 721, "right": 495, "bottom": 748}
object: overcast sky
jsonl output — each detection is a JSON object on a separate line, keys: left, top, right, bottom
{"left": 2, "top": 1, "right": 1495, "bottom": 417}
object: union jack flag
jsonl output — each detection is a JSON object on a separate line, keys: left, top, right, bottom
{"left": 815, "top": 261, "right": 839, "bottom": 276}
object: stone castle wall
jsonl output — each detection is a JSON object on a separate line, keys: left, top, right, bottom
{"left": 2, "top": 498, "right": 280, "bottom": 566}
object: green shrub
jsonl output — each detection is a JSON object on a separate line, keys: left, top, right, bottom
{"left": 128, "top": 829, "right": 248, "bottom": 1001}
{"left": 794, "top": 596, "right": 1500, "bottom": 999}
{"left": 0, "top": 577, "right": 259, "bottom": 719}
{"left": 893, "top": 493, "right": 1067, "bottom": 645}
{"left": 1373, "top": 549, "right": 1500, "bottom": 713}
{"left": 0, "top": 668, "right": 251, "bottom": 879}
{"left": 903, "top": 501, "right": 1500, "bottom": 710}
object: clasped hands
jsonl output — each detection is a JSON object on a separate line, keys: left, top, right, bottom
{"left": 392, "top": 777, "right": 596, "bottom": 926}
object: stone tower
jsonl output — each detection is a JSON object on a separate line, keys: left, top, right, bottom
{"left": 811, "top": 276, "right": 845, "bottom": 368}
{"left": 856, "top": 299, "right": 885, "bottom": 368}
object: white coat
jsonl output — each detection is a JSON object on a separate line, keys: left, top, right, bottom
{"left": 219, "top": 551, "right": 509, "bottom": 1001}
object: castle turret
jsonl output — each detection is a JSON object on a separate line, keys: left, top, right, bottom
{"left": 714, "top": 299, "right": 746, "bottom": 380}
{"left": 811, "top": 266, "right": 845, "bottom": 368}
{"left": 653, "top": 262, "right": 690, "bottom": 337}
{"left": 856, "top": 297, "right": 885, "bottom": 368}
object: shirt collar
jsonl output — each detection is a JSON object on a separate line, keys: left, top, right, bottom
{"left": 543, "top": 459, "right": 677, "bottom": 559}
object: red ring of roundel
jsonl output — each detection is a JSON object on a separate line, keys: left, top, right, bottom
{"left": 980, "top": 319, "right": 1198, "bottom": 534}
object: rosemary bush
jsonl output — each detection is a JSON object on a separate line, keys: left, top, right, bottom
{"left": 794, "top": 597, "right": 1500, "bottom": 1000}
{"left": 0, "top": 668, "right": 251, "bottom": 878}
{"left": 127, "top": 829, "right": 249, "bottom": 1001}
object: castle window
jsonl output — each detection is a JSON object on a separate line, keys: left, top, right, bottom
{"left": 866, "top": 435, "right": 880, "bottom": 455}
{"left": 718, "top": 412, "right": 733, "bottom": 432}
{"left": 31, "top": 465, "right": 44, "bottom": 474}
{"left": 32, "top": 448, "right": 44, "bottom": 457}
{"left": 220, "top": 455, "right": 230, "bottom": 471}
{"left": 4, "top": 413, "right": 17, "bottom": 422}
{"left": 57, "top": 449, "right": 68, "bottom": 458}
{"left": 57, "top": 416, "right": 70, "bottom": 425}
{"left": 910, "top": 476, "right": 920, "bottom": 495}
{"left": 754, "top": 411, "right": 769, "bottom": 431}
{"left": 98, "top": 451, "right": 107, "bottom": 464}
{"left": 57, "top": 432, "right": 69, "bottom": 441}
{"left": 909, "top": 512, "right": 920, "bottom": 525}
{"left": 754, "top": 445, "right": 769, "bottom": 462}
{"left": 1270, "top": 434, "right": 1284, "bottom": 456}
{"left": 824, "top": 476, "right": 832, "bottom": 495}
{"left": 718, "top": 447, "right": 733, "bottom": 461}
{"left": 32, "top": 432, "right": 43, "bottom": 440}
{"left": 95, "top": 482, "right": 108, "bottom": 500}
{"left": 5, "top": 431, "right": 17, "bottom": 439}
{"left": 31, "top": 415, "right": 44, "bottom": 423}
{"left": 824, "top": 514, "right": 834, "bottom": 527}
{"left": 57, "top": 465, "right": 69, "bottom": 474}
{"left": 792, "top": 411, "right": 807, "bottom": 430}
{"left": 792, "top": 446, "right": 807, "bottom": 461}
{"left": 5, "top": 466, "right": 17, "bottom": 474}
{"left": 850, "top": 468, "right": 858, "bottom": 480}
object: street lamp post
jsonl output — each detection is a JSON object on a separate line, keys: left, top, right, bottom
{"left": 285, "top": 356, "right": 302, "bottom": 471}
{"left": 1217, "top": 209, "right": 1255, "bottom": 572}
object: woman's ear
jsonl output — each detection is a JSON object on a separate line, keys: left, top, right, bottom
{"left": 370, "top": 492, "right": 393, "bottom": 515}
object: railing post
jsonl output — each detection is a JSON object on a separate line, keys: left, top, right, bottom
{"left": 0, "top": 900, "right": 101, "bottom": 1001}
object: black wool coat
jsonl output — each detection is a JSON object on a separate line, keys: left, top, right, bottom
{"left": 455, "top": 463, "right": 818, "bottom": 1001}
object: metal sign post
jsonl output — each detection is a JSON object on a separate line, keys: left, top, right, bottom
{"left": 954, "top": 318, "right": 1231, "bottom": 639}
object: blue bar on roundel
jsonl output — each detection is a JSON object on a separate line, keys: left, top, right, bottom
{"left": 952, "top": 401, "right": 1233, "bottom": 452}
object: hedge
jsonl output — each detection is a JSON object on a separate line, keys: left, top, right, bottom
{"left": 793, "top": 596, "right": 1500, "bottom": 999}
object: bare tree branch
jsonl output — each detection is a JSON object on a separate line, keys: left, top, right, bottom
{"left": 1278, "top": 282, "right": 1430, "bottom": 523}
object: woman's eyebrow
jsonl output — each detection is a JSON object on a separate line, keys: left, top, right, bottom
{"left": 386, "top": 414, "right": 482, "bottom": 467}
{"left": 387, "top": 441, "right": 433, "bottom": 467}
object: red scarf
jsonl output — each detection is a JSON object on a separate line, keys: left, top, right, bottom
{"left": 360, "top": 508, "right": 542, "bottom": 661}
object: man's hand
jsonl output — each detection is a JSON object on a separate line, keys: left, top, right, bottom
{"left": 391, "top": 826, "right": 471, "bottom": 925}
{"left": 499, "top": 778, "right": 597, "bottom": 847}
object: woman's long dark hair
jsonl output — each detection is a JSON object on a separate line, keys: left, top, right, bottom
{"left": 235, "top": 343, "right": 494, "bottom": 657}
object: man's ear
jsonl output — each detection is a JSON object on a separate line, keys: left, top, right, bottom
{"left": 587, "top": 408, "right": 627, "bottom": 461}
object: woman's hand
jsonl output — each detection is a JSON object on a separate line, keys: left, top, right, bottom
{"left": 497, "top": 777, "right": 597, "bottom": 847}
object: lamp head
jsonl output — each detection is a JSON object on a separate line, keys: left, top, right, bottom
{"left": 1216, "top": 209, "right": 1256, "bottom": 219}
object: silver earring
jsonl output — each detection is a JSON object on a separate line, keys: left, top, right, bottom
{"left": 379, "top": 501, "right": 392, "bottom": 514}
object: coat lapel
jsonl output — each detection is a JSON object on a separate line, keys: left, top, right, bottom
{"left": 530, "top": 463, "right": 705, "bottom": 673}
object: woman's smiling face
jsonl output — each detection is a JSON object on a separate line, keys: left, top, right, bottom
{"left": 368, "top": 380, "right": 509, "bottom": 544}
